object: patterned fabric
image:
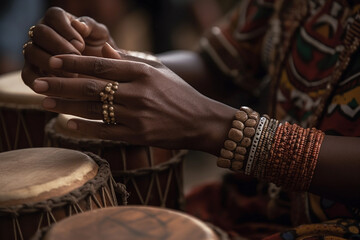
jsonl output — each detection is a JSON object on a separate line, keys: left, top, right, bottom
{"left": 200, "top": 0, "right": 274, "bottom": 93}
{"left": 264, "top": 218, "right": 360, "bottom": 240}
{"left": 197, "top": 0, "right": 360, "bottom": 238}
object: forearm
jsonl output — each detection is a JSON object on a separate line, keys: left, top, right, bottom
{"left": 213, "top": 107, "right": 360, "bottom": 206}
{"left": 157, "top": 50, "right": 237, "bottom": 101}
{"left": 310, "top": 135, "right": 360, "bottom": 205}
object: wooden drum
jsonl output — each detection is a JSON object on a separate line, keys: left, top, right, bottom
{"left": 0, "top": 71, "right": 56, "bottom": 152}
{"left": 45, "top": 114, "right": 186, "bottom": 209}
{"left": 32, "top": 206, "right": 230, "bottom": 240}
{"left": 0, "top": 147, "right": 126, "bottom": 240}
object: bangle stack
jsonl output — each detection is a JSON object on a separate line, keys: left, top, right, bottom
{"left": 217, "top": 106, "right": 260, "bottom": 171}
{"left": 217, "top": 107, "right": 325, "bottom": 191}
{"left": 100, "top": 82, "right": 119, "bottom": 124}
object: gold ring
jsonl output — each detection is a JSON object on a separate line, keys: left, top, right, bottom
{"left": 100, "top": 82, "right": 119, "bottom": 124}
{"left": 22, "top": 41, "right": 33, "bottom": 55}
{"left": 28, "top": 25, "right": 35, "bottom": 39}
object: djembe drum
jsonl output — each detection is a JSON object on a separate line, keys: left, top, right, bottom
{"left": 0, "top": 71, "right": 56, "bottom": 152}
{"left": 45, "top": 114, "right": 186, "bottom": 209}
{"left": 32, "top": 206, "right": 230, "bottom": 240}
{"left": 0, "top": 147, "right": 126, "bottom": 240}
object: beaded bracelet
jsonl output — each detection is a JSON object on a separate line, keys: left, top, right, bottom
{"left": 217, "top": 106, "right": 260, "bottom": 171}
{"left": 217, "top": 107, "right": 325, "bottom": 191}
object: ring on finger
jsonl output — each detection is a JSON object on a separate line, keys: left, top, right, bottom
{"left": 28, "top": 25, "right": 35, "bottom": 39}
{"left": 22, "top": 41, "right": 33, "bottom": 55}
{"left": 100, "top": 81, "right": 119, "bottom": 124}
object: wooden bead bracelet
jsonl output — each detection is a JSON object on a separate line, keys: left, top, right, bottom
{"left": 217, "top": 106, "right": 325, "bottom": 191}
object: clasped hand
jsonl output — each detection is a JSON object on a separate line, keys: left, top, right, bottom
{"left": 21, "top": 7, "right": 235, "bottom": 153}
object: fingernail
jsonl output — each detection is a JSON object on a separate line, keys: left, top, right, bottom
{"left": 70, "top": 39, "right": 84, "bottom": 51}
{"left": 42, "top": 98, "right": 56, "bottom": 109}
{"left": 78, "top": 19, "right": 88, "bottom": 26}
{"left": 75, "top": 18, "right": 88, "bottom": 26}
{"left": 49, "top": 57, "right": 63, "bottom": 69}
{"left": 72, "top": 18, "right": 89, "bottom": 33}
{"left": 33, "top": 79, "right": 49, "bottom": 93}
{"left": 67, "top": 120, "right": 78, "bottom": 130}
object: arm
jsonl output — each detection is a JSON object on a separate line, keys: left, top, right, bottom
{"left": 310, "top": 135, "right": 360, "bottom": 206}
{"left": 31, "top": 50, "right": 360, "bottom": 207}
{"left": 24, "top": 6, "right": 360, "bottom": 207}
{"left": 157, "top": 50, "right": 237, "bottom": 101}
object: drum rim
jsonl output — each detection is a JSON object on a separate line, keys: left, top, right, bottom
{"left": 45, "top": 117, "right": 188, "bottom": 173}
{"left": 0, "top": 151, "right": 118, "bottom": 214}
{"left": 32, "top": 206, "right": 228, "bottom": 240}
{"left": 46, "top": 117, "right": 134, "bottom": 146}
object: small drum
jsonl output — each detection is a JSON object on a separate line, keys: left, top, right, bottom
{"left": 0, "top": 147, "right": 126, "bottom": 240}
{"left": 32, "top": 206, "right": 230, "bottom": 240}
{"left": 45, "top": 114, "right": 186, "bottom": 209}
{"left": 0, "top": 71, "right": 56, "bottom": 152}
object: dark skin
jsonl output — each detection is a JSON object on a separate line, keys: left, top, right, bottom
{"left": 22, "top": 7, "right": 360, "bottom": 206}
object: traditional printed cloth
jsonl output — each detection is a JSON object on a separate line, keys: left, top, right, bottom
{"left": 185, "top": 0, "right": 360, "bottom": 239}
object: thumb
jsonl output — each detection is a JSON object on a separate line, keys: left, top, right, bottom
{"left": 102, "top": 43, "right": 122, "bottom": 59}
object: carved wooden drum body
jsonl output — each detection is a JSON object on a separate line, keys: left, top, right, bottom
{"left": 32, "top": 206, "right": 229, "bottom": 240}
{"left": 0, "top": 147, "right": 124, "bottom": 240}
{"left": 0, "top": 71, "right": 56, "bottom": 152}
{"left": 45, "top": 114, "right": 186, "bottom": 209}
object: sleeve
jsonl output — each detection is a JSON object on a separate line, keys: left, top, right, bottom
{"left": 199, "top": 0, "right": 276, "bottom": 94}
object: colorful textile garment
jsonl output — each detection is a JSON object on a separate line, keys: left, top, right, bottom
{"left": 192, "top": 0, "right": 360, "bottom": 238}
{"left": 264, "top": 218, "right": 360, "bottom": 240}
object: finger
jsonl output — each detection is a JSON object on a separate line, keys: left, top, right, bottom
{"left": 23, "top": 43, "right": 78, "bottom": 78}
{"left": 23, "top": 42, "right": 52, "bottom": 71}
{"left": 42, "top": 97, "right": 102, "bottom": 120}
{"left": 72, "top": 17, "right": 109, "bottom": 46}
{"left": 32, "top": 23, "right": 81, "bottom": 55}
{"left": 115, "top": 49, "right": 163, "bottom": 69}
{"left": 102, "top": 43, "right": 121, "bottom": 59}
{"left": 22, "top": 63, "right": 41, "bottom": 88}
{"left": 71, "top": 18, "right": 91, "bottom": 39}
{"left": 43, "top": 7, "right": 85, "bottom": 52}
{"left": 49, "top": 54, "right": 148, "bottom": 81}
{"left": 67, "top": 118, "right": 136, "bottom": 142}
{"left": 33, "top": 77, "right": 111, "bottom": 101}
{"left": 41, "top": 97, "right": 130, "bottom": 122}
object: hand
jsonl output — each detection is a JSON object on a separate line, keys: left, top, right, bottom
{"left": 22, "top": 7, "right": 116, "bottom": 90}
{"left": 32, "top": 45, "right": 236, "bottom": 153}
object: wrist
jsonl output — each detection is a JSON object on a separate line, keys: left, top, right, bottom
{"left": 217, "top": 108, "right": 325, "bottom": 191}
{"left": 192, "top": 98, "right": 237, "bottom": 156}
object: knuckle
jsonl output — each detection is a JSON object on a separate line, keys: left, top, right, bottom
{"left": 97, "top": 23, "right": 110, "bottom": 40}
{"left": 50, "top": 78, "right": 64, "bottom": 93}
{"left": 134, "top": 62, "right": 152, "bottom": 78}
{"left": 45, "top": 7, "right": 63, "bottom": 20}
{"left": 82, "top": 80, "right": 99, "bottom": 97}
{"left": 32, "top": 24, "right": 50, "bottom": 45}
{"left": 93, "top": 58, "right": 109, "bottom": 74}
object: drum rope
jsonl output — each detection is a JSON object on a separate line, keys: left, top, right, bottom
{"left": 0, "top": 152, "right": 127, "bottom": 215}
{"left": 18, "top": 110, "right": 33, "bottom": 148}
{"left": 0, "top": 109, "right": 11, "bottom": 151}
{"left": 113, "top": 151, "right": 186, "bottom": 208}
{"left": 44, "top": 118, "right": 186, "bottom": 208}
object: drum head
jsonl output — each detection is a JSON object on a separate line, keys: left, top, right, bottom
{"left": 0, "top": 70, "right": 44, "bottom": 106}
{"left": 43, "top": 206, "right": 219, "bottom": 240}
{"left": 0, "top": 147, "right": 98, "bottom": 206}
